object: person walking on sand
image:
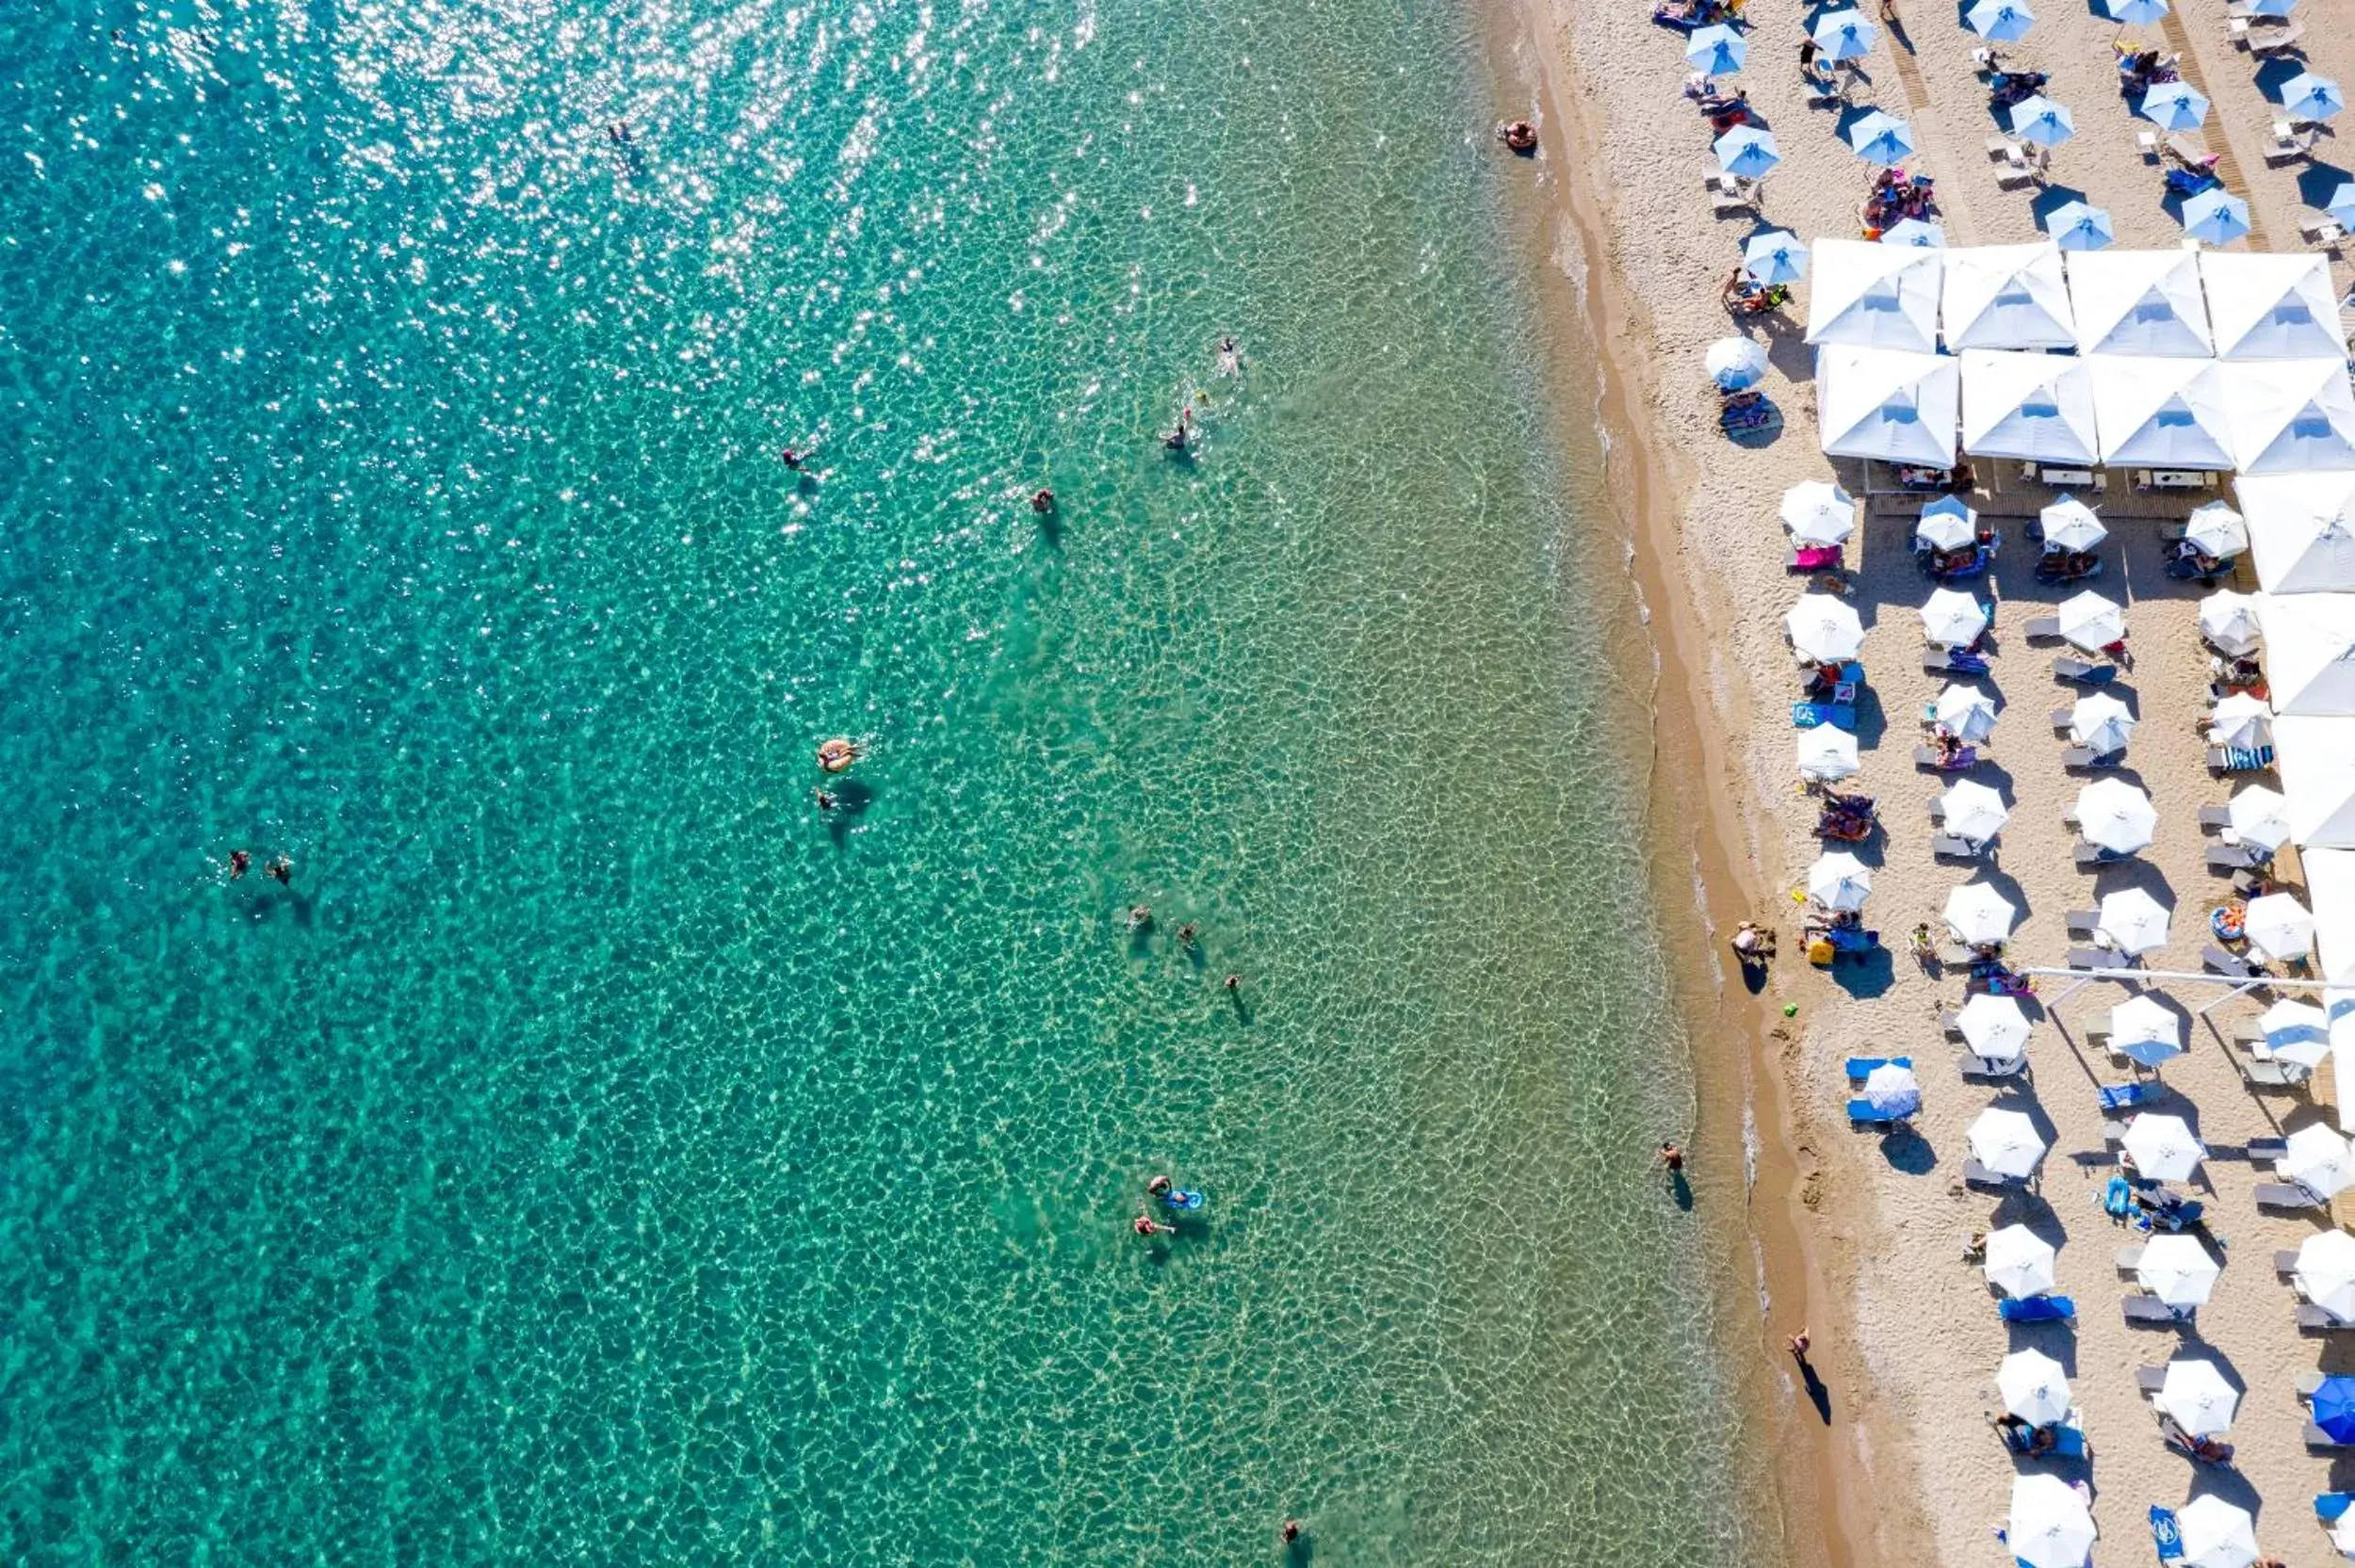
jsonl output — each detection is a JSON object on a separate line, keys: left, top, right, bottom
{"left": 1785, "top": 1328, "right": 1811, "bottom": 1360}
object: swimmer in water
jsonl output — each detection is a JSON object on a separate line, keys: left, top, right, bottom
{"left": 1133, "top": 1214, "right": 1174, "bottom": 1237}
{"left": 1128, "top": 905, "right": 1152, "bottom": 932}
{"left": 781, "top": 446, "right": 804, "bottom": 470}
{"left": 227, "top": 849, "right": 252, "bottom": 881}
{"left": 607, "top": 121, "right": 631, "bottom": 145}
{"left": 1147, "top": 1175, "right": 1173, "bottom": 1199}
{"left": 1162, "top": 407, "right": 1192, "bottom": 452}
{"left": 266, "top": 854, "right": 293, "bottom": 886}
{"left": 813, "top": 788, "right": 837, "bottom": 811}
{"left": 1216, "top": 336, "right": 1242, "bottom": 376}
{"left": 1178, "top": 922, "right": 1197, "bottom": 947}
{"left": 1031, "top": 488, "right": 1054, "bottom": 513}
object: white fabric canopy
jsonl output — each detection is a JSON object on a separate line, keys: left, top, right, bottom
{"left": 1958, "top": 992, "right": 2033, "bottom": 1060}
{"left": 1958, "top": 349, "right": 2099, "bottom": 463}
{"left": 1942, "top": 243, "right": 2076, "bottom": 349}
{"left": 1781, "top": 480, "right": 1858, "bottom": 546}
{"left": 2234, "top": 472, "right": 2355, "bottom": 592}
{"left": 1983, "top": 1223, "right": 2055, "bottom": 1298}
{"left": 1998, "top": 1349, "right": 2072, "bottom": 1425}
{"left": 2256, "top": 593, "right": 2355, "bottom": 715}
{"left": 2137, "top": 1233, "right": 2220, "bottom": 1307}
{"left": 2297, "top": 1228, "right": 2355, "bottom": 1323}
{"left": 2216, "top": 359, "right": 2355, "bottom": 474}
{"left": 1816, "top": 346, "right": 1959, "bottom": 465}
{"left": 1796, "top": 726, "right": 1860, "bottom": 782}
{"left": 2155, "top": 1358, "right": 2240, "bottom": 1436}
{"left": 1946, "top": 883, "right": 2021, "bottom": 946}
{"left": 2176, "top": 1495, "right": 2258, "bottom": 1568}
{"left": 1805, "top": 239, "right": 1943, "bottom": 352}
{"left": 2200, "top": 251, "right": 2342, "bottom": 359}
{"left": 2310, "top": 849, "right": 2355, "bottom": 984}
{"left": 2085, "top": 356, "right": 2234, "bottom": 470}
{"left": 2276, "top": 716, "right": 2355, "bottom": 847}
{"left": 2066, "top": 248, "right": 2213, "bottom": 356}
{"left": 1786, "top": 592, "right": 1865, "bottom": 663}
{"left": 2009, "top": 1475, "right": 2097, "bottom": 1568}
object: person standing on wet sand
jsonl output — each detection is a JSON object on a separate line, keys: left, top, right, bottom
{"left": 1658, "top": 1141, "right": 1683, "bottom": 1174}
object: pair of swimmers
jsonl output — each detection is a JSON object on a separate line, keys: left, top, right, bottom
{"left": 226, "top": 850, "right": 293, "bottom": 885}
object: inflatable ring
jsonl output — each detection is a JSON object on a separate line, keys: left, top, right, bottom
{"left": 2211, "top": 903, "right": 2246, "bottom": 944}
{"left": 817, "top": 737, "right": 859, "bottom": 774}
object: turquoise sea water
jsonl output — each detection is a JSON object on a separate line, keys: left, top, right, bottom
{"left": 0, "top": 2, "right": 1770, "bottom": 1561}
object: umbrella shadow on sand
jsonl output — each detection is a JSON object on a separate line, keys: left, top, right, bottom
{"left": 1880, "top": 1122, "right": 1939, "bottom": 1174}
{"left": 1722, "top": 397, "right": 1787, "bottom": 450}
{"left": 2298, "top": 161, "right": 2353, "bottom": 208}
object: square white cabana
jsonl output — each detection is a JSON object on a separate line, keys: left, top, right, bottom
{"left": 2199, "top": 251, "right": 2343, "bottom": 359}
{"left": 2066, "top": 249, "right": 2213, "bottom": 357}
{"left": 2233, "top": 473, "right": 2355, "bottom": 593}
{"left": 1816, "top": 346, "right": 1959, "bottom": 465}
{"left": 2255, "top": 593, "right": 2355, "bottom": 715}
{"left": 2086, "top": 356, "right": 2233, "bottom": 470}
{"left": 1805, "top": 239, "right": 1943, "bottom": 354}
{"left": 2275, "top": 716, "right": 2355, "bottom": 847}
{"left": 2310, "top": 848, "right": 2355, "bottom": 984}
{"left": 2217, "top": 359, "right": 2355, "bottom": 474}
{"left": 1941, "top": 243, "right": 2076, "bottom": 349}
{"left": 1959, "top": 349, "right": 2099, "bottom": 462}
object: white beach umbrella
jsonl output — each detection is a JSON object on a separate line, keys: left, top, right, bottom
{"left": 1968, "top": 1106, "right": 2046, "bottom": 1178}
{"left": 2296, "top": 1229, "right": 2355, "bottom": 1322}
{"left": 1920, "top": 588, "right": 1990, "bottom": 650}
{"left": 2176, "top": 1495, "right": 2258, "bottom": 1568}
{"left": 2156, "top": 1359, "right": 2239, "bottom": 1437}
{"left": 2076, "top": 778, "right": 2157, "bottom": 856}
{"left": 2009, "top": 1474, "right": 2098, "bottom": 1568}
{"left": 1786, "top": 593, "right": 1864, "bottom": 665}
{"left": 1796, "top": 726, "right": 1861, "bottom": 783}
{"left": 2184, "top": 501, "right": 2248, "bottom": 558}
{"left": 2199, "top": 590, "right": 2264, "bottom": 657}
{"left": 1706, "top": 337, "right": 1769, "bottom": 392}
{"left": 2070, "top": 691, "right": 2136, "bottom": 756}
{"left": 2123, "top": 1112, "right": 2206, "bottom": 1182}
{"left": 2243, "top": 891, "right": 2314, "bottom": 963}
{"left": 2284, "top": 1121, "right": 2355, "bottom": 1196}
{"left": 1811, "top": 8, "right": 1879, "bottom": 60}
{"left": 2136, "top": 1233, "right": 2220, "bottom": 1308}
{"left": 1945, "top": 883, "right": 2021, "bottom": 946}
{"left": 1997, "top": 1349, "right": 2073, "bottom": 1425}
{"left": 1861, "top": 1060, "right": 1921, "bottom": 1117}
{"left": 2208, "top": 692, "right": 2274, "bottom": 752}
{"left": 1958, "top": 993, "right": 2033, "bottom": 1061}
{"left": 2228, "top": 784, "right": 2292, "bottom": 855}
{"left": 1933, "top": 683, "right": 1999, "bottom": 743}
{"left": 2263, "top": 998, "right": 2332, "bottom": 1069}
{"left": 1983, "top": 1223, "right": 2057, "bottom": 1298}
{"left": 2109, "top": 993, "right": 2184, "bottom": 1066}
{"left": 2056, "top": 590, "right": 2126, "bottom": 654}
{"left": 2040, "top": 495, "right": 2106, "bottom": 552}
{"left": 1807, "top": 850, "right": 1873, "bottom": 911}
{"left": 1940, "top": 778, "right": 2009, "bottom": 844}
{"left": 1917, "top": 494, "right": 1978, "bottom": 551}
{"left": 1781, "top": 479, "right": 1856, "bottom": 546}
{"left": 2096, "top": 886, "right": 2170, "bottom": 956}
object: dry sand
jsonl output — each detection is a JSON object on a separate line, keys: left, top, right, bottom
{"left": 1501, "top": 0, "right": 2355, "bottom": 1562}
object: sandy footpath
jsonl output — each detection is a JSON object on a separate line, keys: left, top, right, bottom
{"left": 1503, "top": 0, "right": 2355, "bottom": 1562}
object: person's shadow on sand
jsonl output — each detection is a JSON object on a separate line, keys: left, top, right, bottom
{"left": 1796, "top": 1354, "right": 1834, "bottom": 1423}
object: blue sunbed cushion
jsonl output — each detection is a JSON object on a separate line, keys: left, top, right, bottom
{"left": 2318, "top": 1493, "right": 2353, "bottom": 1524}
{"left": 1999, "top": 1295, "right": 2074, "bottom": 1323}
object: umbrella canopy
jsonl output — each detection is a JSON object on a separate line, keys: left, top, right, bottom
{"left": 2046, "top": 201, "right": 2113, "bottom": 251}
{"left": 1811, "top": 8, "right": 1878, "bottom": 59}
{"left": 1808, "top": 849, "right": 1873, "bottom": 911}
{"left": 2076, "top": 777, "right": 2157, "bottom": 855}
{"left": 2095, "top": 885, "right": 2169, "bottom": 955}
{"left": 2318, "top": 1376, "right": 2355, "bottom": 1443}
{"left": 2071, "top": 250, "right": 2212, "bottom": 355}
{"left": 2176, "top": 1495, "right": 2258, "bottom": 1568}
{"left": 1943, "top": 246, "right": 2076, "bottom": 350}
{"left": 2243, "top": 890, "right": 2314, "bottom": 963}
{"left": 2156, "top": 1359, "right": 2240, "bottom": 1436}
{"left": 1966, "top": 0, "right": 2036, "bottom": 36}
{"left": 2198, "top": 590, "right": 2263, "bottom": 656}
{"left": 2275, "top": 715, "right": 2355, "bottom": 847}
{"left": 2296, "top": 1229, "right": 2355, "bottom": 1322}
{"left": 2209, "top": 692, "right": 2274, "bottom": 751}
{"left": 2249, "top": 0, "right": 2297, "bottom": 14}
{"left": 1940, "top": 778, "right": 2010, "bottom": 843}
{"left": 2110, "top": 993, "right": 2184, "bottom": 1066}
{"left": 2071, "top": 690, "right": 2136, "bottom": 756}
{"left": 2228, "top": 784, "right": 2292, "bottom": 854}
{"left": 1715, "top": 126, "right": 1781, "bottom": 180}
{"left": 1745, "top": 230, "right": 1810, "bottom": 285}
{"left": 2103, "top": 0, "right": 2168, "bottom": 18}
{"left": 2137, "top": 1233, "right": 2220, "bottom": 1307}
{"left": 1945, "top": 883, "right": 2021, "bottom": 947}
{"left": 2009, "top": 96, "right": 2075, "bottom": 147}
{"left": 1685, "top": 23, "right": 1746, "bottom": 73}
{"left": 2233, "top": 472, "right": 2355, "bottom": 591}
{"left": 1958, "top": 348, "right": 2097, "bottom": 458}
{"left": 2184, "top": 501, "right": 2247, "bottom": 558}
{"left": 1785, "top": 593, "right": 1864, "bottom": 664}
{"left": 2284, "top": 72, "right": 2347, "bottom": 123}
{"left": 2009, "top": 1475, "right": 2098, "bottom": 1568}
{"left": 1921, "top": 588, "right": 1990, "bottom": 649}
{"left": 2262, "top": 997, "right": 2331, "bottom": 1069}
{"left": 2139, "top": 80, "right": 2210, "bottom": 130}
{"left": 1846, "top": 110, "right": 1916, "bottom": 167}
{"left": 2124, "top": 1112, "right": 2206, "bottom": 1182}
{"left": 2040, "top": 495, "right": 2106, "bottom": 552}
{"left": 2217, "top": 359, "right": 2355, "bottom": 474}
{"left": 1933, "top": 682, "right": 1999, "bottom": 742}
{"left": 1780, "top": 478, "right": 1855, "bottom": 544}
{"left": 1796, "top": 726, "right": 1861, "bottom": 783}
{"left": 1816, "top": 344, "right": 1958, "bottom": 464}
{"left": 2284, "top": 1120, "right": 2354, "bottom": 1195}
{"left": 1916, "top": 493, "right": 1977, "bottom": 550}
{"left": 1968, "top": 1106, "right": 2046, "bottom": 1177}
{"left": 1984, "top": 1223, "right": 2056, "bottom": 1297}
{"left": 1707, "top": 337, "right": 1769, "bottom": 391}
{"left": 2183, "top": 188, "right": 2253, "bottom": 246}
{"left": 1861, "top": 1060, "right": 1921, "bottom": 1117}
{"left": 1881, "top": 218, "right": 1945, "bottom": 249}
{"left": 2201, "top": 252, "right": 2339, "bottom": 360}
{"left": 2330, "top": 180, "right": 2355, "bottom": 230}
{"left": 1958, "top": 992, "right": 2033, "bottom": 1060}
{"left": 2256, "top": 593, "right": 2355, "bottom": 714}
{"left": 1806, "top": 240, "right": 1943, "bottom": 351}
{"left": 1997, "top": 1349, "right": 2072, "bottom": 1425}
{"left": 2056, "top": 590, "right": 2126, "bottom": 653}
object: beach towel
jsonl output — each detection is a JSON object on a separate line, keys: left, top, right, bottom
{"left": 1791, "top": 702, "right": 1858, "bottom": 732}
{"left": 2221, "top": 745, "right": 2274, "bottom": 771}
{"left": 2148, "top": 1505, "right": 2184, "bottom": 1566}
{"left": 1998, "top": 1295, "right": 2074, "bottom": 1322}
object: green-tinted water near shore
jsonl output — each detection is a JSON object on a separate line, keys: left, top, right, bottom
{"left": 0, "top": 0, "right": 1772, "bottom": 1560}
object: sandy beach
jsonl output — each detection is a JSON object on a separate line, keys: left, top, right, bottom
{"left": 1501, "top": 0, "right": 2355, "bottom": 1561}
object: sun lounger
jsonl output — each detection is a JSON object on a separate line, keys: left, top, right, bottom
{"left": 2066, "top": 946, "right": 2129, "bottom": 971}
{"left": 2309, "top": 1420, "right": 2348, "bottom": 1447}
{"left": 2202, "top": 946, "right": 2254, "bottom": 978}
{"left": 2304, "top": 218, "right": 2347, "bottom": 247}
{"left": 2249, "top": 1135, "right": 2288, "bottom": 1163}
{"left": 1932, "top": 832, "right": 1984, "bottom": 859}
{"left": 1959, "top": 1049, "right": 2027, "bottom": 1080}
{"left": 2054, "top": 656, "right": 2119, "bottom": 685}
{"left": 1913, "top": 743, "right": 1980, "bottom": 770}
{"left": 2059, "top": 745, "right": 2100, "bottom": 768}
{"left": 2099, "top": 1080, "right": 2167, "bottom": 1113}
{"left": 2137, "top": 1364, "right": 2169, "bottom": 1394}
{"left": 1963, "top": 1157, "right": 2024, "bottom": 1188}
{"left": 2116, "top": 1243, "right": 2146, "bottom": 1272}
{"left": 2024, "top": 615, "right": 2062, "bottom": 639}
{"left": 1843, "top": 1055, "right": 1911, "bottom": 1079}
{"left": 1848, "top": 1100, "right": 1909, "bottom": 1125}
{"left": 2208, "top": 844, "right": 2259, "bottom": 872}
{"left": 2198, "top": 804, "right": 2233, "bottom": 830}
{"left": 2256, "top": 1182, "right": 2322, "bottom": 1209}
{"left": 2207, "top": 745, "right": 2275, "bottom": 772}
{"left": 2304, "top": 1370, "right": 2332, "bottom": 1398}
{"left": 2281, "top": 1248, "right": 2307, "bottom": 1274}
{"left": 2124, "top": 1294, "right": 2192, "bottom": 1325}
{"left": 2244, "top": 1054, "right": 2305, "bottom": 1088}
{"left": 2249, "top": 18, "right": 2306, "bottom": 52}
{"left": 1788, "top": 545, "right": 1843, "bottom": 573}
{"left": 2298, "top": 1304, "right": 2354, "bottom": 1332}
{"left": 1941, "top": 1009, "right": 1963, "bottom": 1036}
{"left": 1793, "top": 701, "right": 1857, "bottom": 731}
{"left": 2000, "top": 1293, "right": 2074, "bottom": 1323}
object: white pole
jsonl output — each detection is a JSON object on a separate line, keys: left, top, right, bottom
{"left": 2021, "top": 965, "right": 2335, "bottom": 992}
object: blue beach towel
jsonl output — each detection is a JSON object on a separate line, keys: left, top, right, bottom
{"left": 2149, "top": 1504, "right": 2184, "bottom": 1565}
{"left": 1999, "top": 1295, "right": 2075, "bottom": 1323}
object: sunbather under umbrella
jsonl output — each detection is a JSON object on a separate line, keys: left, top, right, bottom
{"left": 1933, "top": 683, "right": 1998, "bottom": 744}
{"left": 2155, "top": 1359, "right": 2238, "bottom": 1437}
{"left": 1997, "top": 1348, "right": 2072, "bottom": 1426}
{"left": 1745, "top": 231, "right": 1810, "bottom": 286}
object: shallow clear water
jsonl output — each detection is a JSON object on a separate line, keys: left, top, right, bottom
{"left": 0, "top": 1, "right": 1765, "bottom": 1561}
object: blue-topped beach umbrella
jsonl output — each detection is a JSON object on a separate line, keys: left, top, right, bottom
{"left": 1715, "top": 125, "right": 1781, "bottom": 180}
{"left": 1811, "top": 8, "right": 1878, "bottom": 60}
{"left": 1744, "top": 230, "right": 1809, "bottom": 283}
{"left": 2328, "top": 182, "right": 2355, "bottom": 229}
{"left": 1882, "top": 217, "right": 1946, "bottom": 247}
{"left": 1845, "top": 110, "right": 1916, "bottom": 165}
{"left": 2102, "top": 0, "right": 2168, "bottom": 24}
{"left": 1686, "top": 23, "right": 1746, "bottom": 74}
{"left": 2314, "top": 1377, "right": 2355, "bottom": 1444}
{"left": 1861, "top": 1062, "right": 1922, "bottom": 1119}
{"left": 2138, "top": 81, "right": 2209, "bottom": 130}
{"left": 2047, "top": 200, "right": 2114, "bottom": 250}
{"left": 2249, "top": 0, "right": 2297, "bottom": 15}
{"left": 2182, "top": 187, "right": 2252, "bottom": 245}
{"left": 1965, "top": 0, "right": 2036, "bottom": 39}
{"left": 2283, "top": 73, "right": 2347, "bottom": 124}
{"left": 1705, "top": 337, "right": 1769, "bottom": 391}
{"left": 2009, "top": 95, "right": 2076, "bottom": 147}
